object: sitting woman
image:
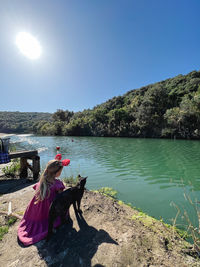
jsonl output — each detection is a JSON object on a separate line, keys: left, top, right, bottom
{"left": 18, "top": 157, "right": 70, "bottom": 246}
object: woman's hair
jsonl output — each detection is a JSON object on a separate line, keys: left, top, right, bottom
{"left": 35, "top": 159, "right": 63, "bottom": 203}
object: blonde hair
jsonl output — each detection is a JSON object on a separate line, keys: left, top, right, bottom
{"left": 35, "top": 159, "right": 63, "bottom": 203}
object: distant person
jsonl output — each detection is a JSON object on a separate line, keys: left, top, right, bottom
{"left": 17, "top": 157, "right": 70, "bottom": 246}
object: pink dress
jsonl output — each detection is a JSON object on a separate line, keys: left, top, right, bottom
{"left": 17, "top": 179, "right": 66, "bottom": 246}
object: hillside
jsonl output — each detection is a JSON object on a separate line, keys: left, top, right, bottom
{"left": 35, "top": 70, "right": 200, "bottom": 139}
{"left": 0, "top": 111, "right": 52, "bottom": 134}
{"left": 1, "top": 70, "right": 200, "bottom": 139}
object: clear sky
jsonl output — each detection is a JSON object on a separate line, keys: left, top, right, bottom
{"left": 0, "top": 0, "right": 200, "bottom": 113}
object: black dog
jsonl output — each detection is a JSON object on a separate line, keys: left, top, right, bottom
{"left": 47, "top": 175, "right": 87, "bottom": 240}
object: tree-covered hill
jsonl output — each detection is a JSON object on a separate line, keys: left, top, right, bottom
{"left": 35, "top": 70, "right": 200, "bottom": 139}
{"left": 1, "top": 70, "right": 200, "bottom": 139}
{"left": 0, "top": 112, "right": 52, "bottom": 133}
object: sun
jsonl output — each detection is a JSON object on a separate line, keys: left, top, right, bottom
{"left": 16, "top": 32, "right": 42, "bottom": 60}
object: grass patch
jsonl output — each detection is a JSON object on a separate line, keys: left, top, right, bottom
{"left": 0, "top": 215, "right": 18, "bottom": 241}
{"left": 132, "top": 211, "right": 157, "bottom": 227}
{"left": 175, "top": 227, "right": 191, "bottom": 240}
{"left": 0, "top": 226, "right": 9, "bottom": 241}
{"left": 118, "top": 200, "right": 124, "bottom": 205}
{"left": 97, "top": 187, "right": 118, "bottom": 199}
{"left": 7, "top": 217, "right": 17, "bottom": 226}
{"left": 2, "top": 159, "right": 20, "bottom": 177}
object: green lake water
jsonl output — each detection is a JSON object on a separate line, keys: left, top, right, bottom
{"left": 11, "top": 134, "right": 200, "bottom": 227}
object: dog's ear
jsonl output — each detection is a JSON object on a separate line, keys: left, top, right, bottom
{"left": 78, "top": 175, "right": 88, "bottom": 180}
{"left": 77, "top": 176, "right": 81, "bottom": 182}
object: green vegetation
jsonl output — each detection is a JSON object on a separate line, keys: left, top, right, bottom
{"left": 7, "top": 217, "right": 17, "bottom": 226}
{"left": 0, "top": 216, "right": 17, "bottom": 241}
{"left": 96, "top": 187, "right": 118, "bottom": 199}
{"left": 0, "top": 226, "right": 9, "bottom": 241}
{"left": 2, "top": 159, "right": 20, "bottom": 177}
{"left": 31, "top": 70, "right": 200, "bottom": 139}
{"left": 0, "top": 111, "right": 51, "bottom": 134}
{"left": 62, "top": 175, "right": 79, "bottom": 186}
{"left": 0, "top": 70, "right": 200, "bottom": 139}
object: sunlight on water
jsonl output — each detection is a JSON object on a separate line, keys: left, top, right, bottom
{"left": 10, "top": 135, "right": 200, "bottom": 226}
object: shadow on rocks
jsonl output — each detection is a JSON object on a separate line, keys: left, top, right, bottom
{"left": 35, "top": 212, "right": 118, "bottom": 267}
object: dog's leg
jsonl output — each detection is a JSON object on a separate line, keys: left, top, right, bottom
{"left": 77, "top": 198, "right": 82, "bottom": 213}
{"left": 73, "top": 201, "right": 77, "bottom": 213}
{"left": 46, "top": 214, "right": 55, "bottom": 241}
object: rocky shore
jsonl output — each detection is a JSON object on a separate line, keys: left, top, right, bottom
{"left": 0, "top": 180, "right": 200, "bottom": 267}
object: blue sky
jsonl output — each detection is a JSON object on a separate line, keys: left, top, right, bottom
{"left": 0, "top": 0, "right": 200, "bottom": 113}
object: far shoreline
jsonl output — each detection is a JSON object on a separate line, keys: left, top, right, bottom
{"left": 0, "top": 133, "right": 15, "bottom": 138}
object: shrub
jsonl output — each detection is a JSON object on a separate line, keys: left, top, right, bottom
{"left": 62, "top": 175, "right": 79, "bottom": 186}
{"left": 2, "top": 159, "right": 20, "bottom": 177}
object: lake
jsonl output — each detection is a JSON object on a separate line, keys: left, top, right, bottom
{"left": 10, "top": 134, "right": 200, "bottom": 227}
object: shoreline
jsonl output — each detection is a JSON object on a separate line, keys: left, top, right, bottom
{"left": 0, "top": 133, "right": 15, "bottom": 138}
{"left": 0, "top": 183, "right": 200, "bottom": 266}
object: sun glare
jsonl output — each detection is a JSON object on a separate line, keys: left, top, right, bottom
{"left": 16, "top": 32, "right": 42, "bottom": 60}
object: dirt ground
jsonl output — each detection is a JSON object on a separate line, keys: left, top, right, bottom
{"left": 0, "top": 181, "right": 200, "bottom": 267}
